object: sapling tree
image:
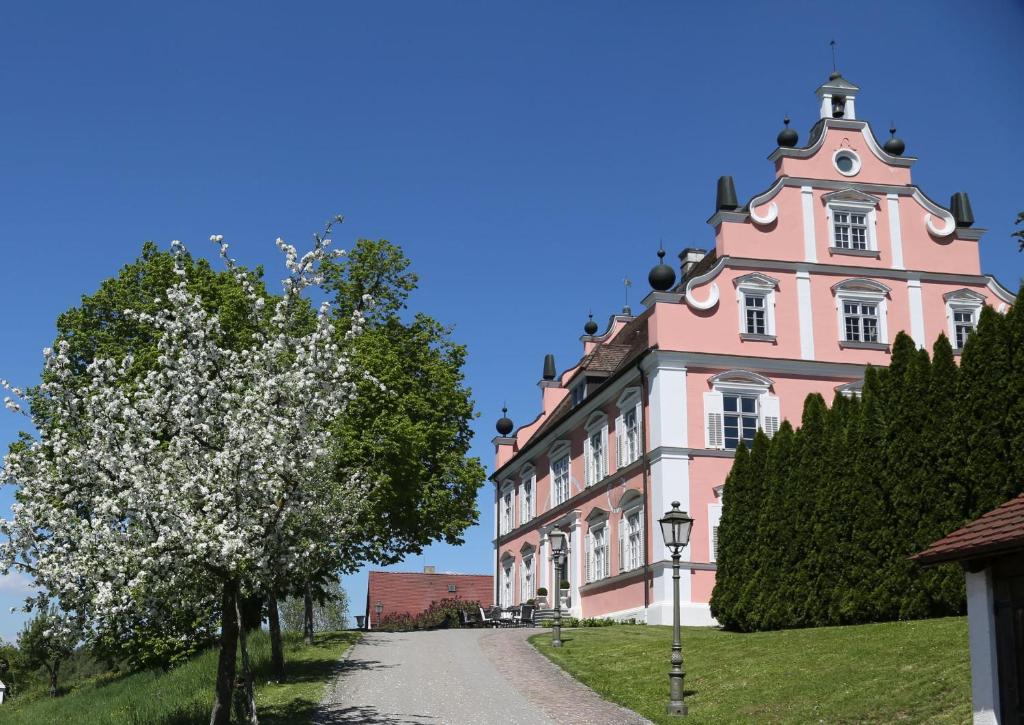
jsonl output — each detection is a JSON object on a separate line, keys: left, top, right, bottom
{"left": 16, "top": 608, "right": 79, "bottom": 697}
{"left": 1, "top": 227, "right": 372, "bottom": 725}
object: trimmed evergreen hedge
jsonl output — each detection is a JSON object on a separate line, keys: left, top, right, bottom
{"left": 712, "top": 284, "right": 1024, "bottom": 631}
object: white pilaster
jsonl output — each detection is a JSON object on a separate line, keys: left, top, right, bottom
{"left": 887, "top": 193, "right": 905, "bottom": 270}
{"left": 907, "top": 278, "right": 925, "bottom": 348}
{"left": 571, "top": 517, "right": 582, "bottom": 617}
{"left": 643, "top": 351, "right": 688, "bottom": 449}
{"left": 966, "top": 569, "right": 1000, "bottom": 725}
{"left": 796, "top": 269, "right": 816, "bottom": 360}
{"left": 801, "top": 186, "right": 818, "bottom": 263}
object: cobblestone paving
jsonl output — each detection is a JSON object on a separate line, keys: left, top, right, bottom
{"left": 479, "top": 627, "right": 653, "bottom": 725}
{"left": 315, "top": 627, "right": 651, "bottom": 725}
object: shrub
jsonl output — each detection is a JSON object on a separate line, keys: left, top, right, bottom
{"left": 373, "top": 599, "right": 482, "bottom": 632}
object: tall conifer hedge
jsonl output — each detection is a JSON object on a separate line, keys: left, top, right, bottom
{"left": 711, "top": 284, "right": 1024, "bottom": 631}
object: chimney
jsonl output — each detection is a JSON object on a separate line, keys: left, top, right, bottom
{"left": 950, "top": 192, "right": 974, "bottom": 228}
{"left": 423, "top": 565, "right": 436, "bottom": 574}
{"left": 715, "top": 175, "right": 740, "bottom": 211}
{"left": 542, "top": 354, "right": 556, "bottom": 381}
{"left": 679, "top": 248, "right": 708, "bottom": 280}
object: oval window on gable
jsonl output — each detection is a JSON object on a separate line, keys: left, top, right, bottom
{"left": 834, "top": 150, "right": 860, "bottom": 176}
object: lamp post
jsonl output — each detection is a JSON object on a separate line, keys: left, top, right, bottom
{"left": 375, "top": 600, "right": 383, "bottom": 628}
{"left": 659, "top": 501, "right": 694, "bottom": 717}
{"left": 548, "top": 526, "right": 566, "bottom": 648}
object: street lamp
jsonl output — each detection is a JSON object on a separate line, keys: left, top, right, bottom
{"left": 375, "top": 600, "right": 383, "bottom": 628}
{"left": 547, "top": 526, "right": 566, "bottom": 648}
{"left": 659, "top": 501, "right": 694, "bottom": 717}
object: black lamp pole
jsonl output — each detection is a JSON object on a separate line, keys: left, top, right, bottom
{"left": 659, "top": 501, "right": 694, "bottom": 717}
{"left": 548, "top": 526, "right": 566, "bottom": 648}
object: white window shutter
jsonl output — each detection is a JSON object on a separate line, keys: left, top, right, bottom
{"left": 615, "top": 415, "right": 623, "bottom": 471}
{"left": 583, "top": 437, "right": 592, "bottom": 486}
{"left": 704, "top": 391, "right": 725, "bottom": 449}
{"left": 712, "top": 526, "right": 719, "bottom": 561}
{"left": 618, "top": 519, "right": 625, "bottom": 573}
{"left": 585, "top": 535, "right": 592, "bottom": 583}
{"left": 601, "top": 426, "right": 609, "bottom": 479}
{"left": 760, "top": 393, "right": 781, "bottom": 438}
{"left": 603, "top": 543, "right": 610, "bottom": 578}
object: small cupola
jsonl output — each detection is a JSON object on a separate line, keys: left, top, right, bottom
{"left": 815, "top": 71, "right": 860, "bottom": 120}
{"left": 883, "top": 125, "right": 905, "bottom": 156}
{"left": 648, "top": 247, "right": 677, "bottom": 291}
{"left": 495, "top": 406, "right": 514, "bottom": 436}
{"left": 584, "top": 312, "right": 599, "bottom": 336}
{"left": 776, "top": 116, "right": 798, "bottom": 148}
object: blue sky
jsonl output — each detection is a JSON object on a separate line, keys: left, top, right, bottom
{"left": 1, "top": 1, "right": 1023, "bottom": 642}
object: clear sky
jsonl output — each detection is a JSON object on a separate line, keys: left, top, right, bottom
{"left": 1, "top": 1, "right": 1023, "bottom": 642}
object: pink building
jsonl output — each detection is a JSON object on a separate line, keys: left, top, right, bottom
{"left": 489, "top": 72, "right": 1016, "bottom": 626}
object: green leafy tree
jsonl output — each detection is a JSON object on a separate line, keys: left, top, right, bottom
{"left": 1014, "top": 211, "right": 1024, "bottom": 252}
{"left": 708, "top": 442, "right": 752, "bottom": 628}
{"left": 17, "top": 609, "right": 76, "bottom": 697}
{"left": 322, "top": 239, "right": 485, "bottom": 565}
{"left": 280, "top": 579, "right": 349, "bottom": 633}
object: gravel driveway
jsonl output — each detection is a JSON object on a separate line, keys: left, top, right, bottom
{"left": 315, "top": 627, "right": 651, "bottom": 725}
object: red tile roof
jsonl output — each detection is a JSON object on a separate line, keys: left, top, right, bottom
{"left": 365, "top": 571, "right": 494, "bottom": 622}
{"left": 914, "top": 493, "right": 1024, "bottom": 565}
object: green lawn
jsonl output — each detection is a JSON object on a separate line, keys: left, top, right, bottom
{"left": 530, "top": 618, "right": 971, "bottom": 724}
{"left": 0, "top": 630, "right": 359, "bottom": 724}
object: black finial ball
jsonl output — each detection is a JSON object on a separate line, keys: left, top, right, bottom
{"left": 777, "top": 116, "right": 798, "bottom": 148}
{"left": 648, "top": 248, "right": 677, "bottom": 291}
{"left": 584, "top": 313, "right": 599, "bottom": 336}
{"left": 829, "top": 71, "right": 842, "bottom": 81}
{"left": 883, "top": 126, "right": 905, "bottom": 156}
{"left": 496, "top": 406, "right": 514, "bottom": 436}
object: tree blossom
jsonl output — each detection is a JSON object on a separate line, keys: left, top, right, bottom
{"left": 1, "top": 229, "right": 371, "bottom": 723}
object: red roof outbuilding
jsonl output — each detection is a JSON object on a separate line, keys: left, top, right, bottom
{"left": 914, "top": 493, "right": 1024, "bottom": 566}
{"left": 365, "top": 570, "right": 493, "bottom": 625}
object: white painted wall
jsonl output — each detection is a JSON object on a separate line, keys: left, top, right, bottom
{"left": 966, "top": 568, "right": 1001, "bottom": 725}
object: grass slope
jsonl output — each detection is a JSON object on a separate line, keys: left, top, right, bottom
{"left": 530, "top": 618, "right": 970, "bottom": 724}
{"left": 0, "top": 630, "right": 358, "bottom": 725}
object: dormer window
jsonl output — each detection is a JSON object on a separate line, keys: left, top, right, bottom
{"left": 943, "top": 289, "right": 986, "bottom": 352}
{"left": 571, "top": 382, "right": 586, "bottom": 406}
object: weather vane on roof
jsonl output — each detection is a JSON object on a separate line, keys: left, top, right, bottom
{"left": 830, "top": 39, "right": 838, "bottom": 73}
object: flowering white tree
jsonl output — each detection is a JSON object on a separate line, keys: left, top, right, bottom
{"left": 1, "top": 227, "right": 372, "bottom": 724}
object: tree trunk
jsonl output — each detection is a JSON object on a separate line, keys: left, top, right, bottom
{"left": 235, "top": 595, "right": 259, "bottom": 724}
{"left": 303, "top": 582, "right": 315, "bottom": 645}
{"left": 209, "top": 580, "right": 240, "bottom": 725}
{"left": 267, "top": 590, "right": 285, "bottom": 681}
{"left": 47, "top": 661, "right": 59, "bottom": 697}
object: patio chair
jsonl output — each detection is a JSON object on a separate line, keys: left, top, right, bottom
{"left": 479, "top": 606, "right": 501, "bottom": 628}
{"left": 517, "top": 604, "right": 536, "bottom": 627}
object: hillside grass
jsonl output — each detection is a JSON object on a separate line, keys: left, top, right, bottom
{"left": 530, "top": 617, "right": 971, "bottom": 724}
{"left": 0, "top": 630, "right": 358, "bottom": 724}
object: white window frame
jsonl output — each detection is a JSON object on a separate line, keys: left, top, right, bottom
{"left": 832, "top": 279, "right": 891, "bottom": 346}
{"left": 548, "top": 441, "right": 571, "bottom": 507}
{"left": 620, "top": 505, "right": 644, "bottom": 573}
{"left": 519, "top": 467, "right": 536, "bottom": 524}
{"left": 703, "top": 370, "right": 780, "bottom": 450}
{"left": 520, "top": 552, "right": 535, "bottom": 603}
{"left": 615, "top": 388, "right": 642, "bottom": 469}
{"left": 733, "top": 273, "right": 779, "bottom": 338}
{"left": 500, "top": 557, "right": 514, "bottom": 608}
{"left": 823, "top": 189, "right": 879, "bottom": 253}
{"left": 583, "top": 412, "right": 609, "bottom": 486}
{"left": 708, "top": 503, "right": 722, "bottom": 563}
{"left": 499, "top": 481, "right": 514, "bottom": 535}
{"left": 943, "top": 289, "right": 985, "bottom": 352}
{"left": 586, "top": 518, "right": 610, "bottom": 583}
